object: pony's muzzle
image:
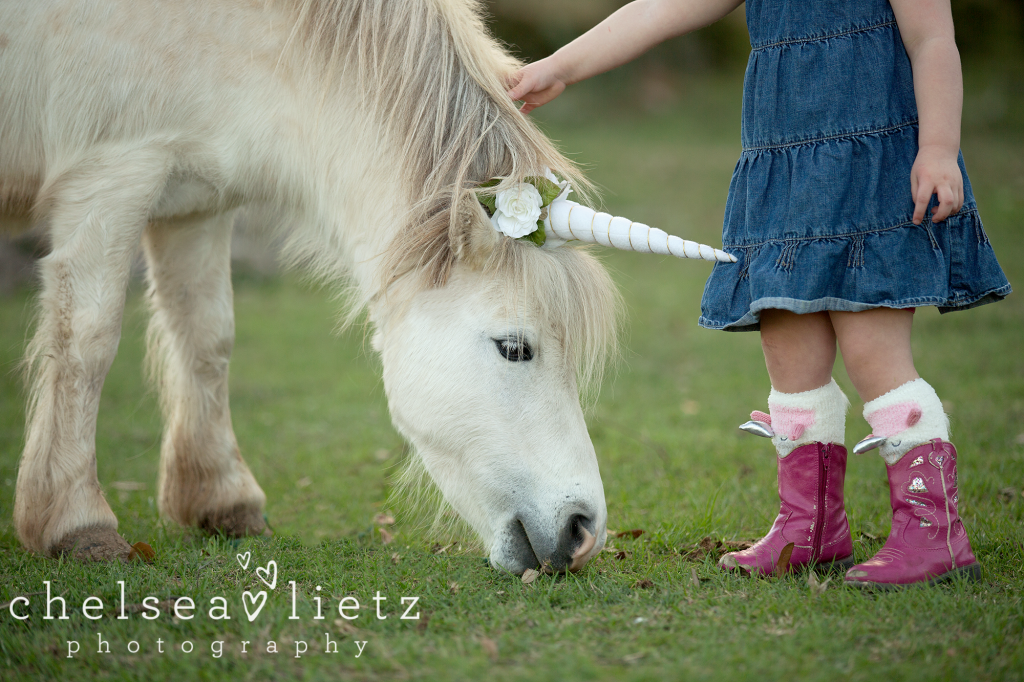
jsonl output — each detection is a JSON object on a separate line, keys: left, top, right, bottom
{"left": 502, "top": 509, "right": 599, "bottom": 574}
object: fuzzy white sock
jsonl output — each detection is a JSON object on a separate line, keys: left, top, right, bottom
{"left": 767, "top": 378, "right": 850, "bottom": 457}
{"left": 863, "top": 378, "right": 949, "bottom": 465}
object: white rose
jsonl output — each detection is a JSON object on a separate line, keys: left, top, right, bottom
{"left": 490, "top": 182, "right": 543, "bottom": 238}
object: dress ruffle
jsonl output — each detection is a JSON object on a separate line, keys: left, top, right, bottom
{"left": 699, "top": 207, "right": 1011, "bottom": 331}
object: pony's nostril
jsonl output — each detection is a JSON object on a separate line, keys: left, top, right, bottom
{"left": 565, "top": 513, "right": 597, "bottom": 572}
{"left": 569, "top": 526, "right": 596, "bottom": 570}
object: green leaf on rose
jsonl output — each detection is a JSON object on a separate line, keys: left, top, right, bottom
{"left": 526, "top": 176, "right": 562, "bottom": 206}
{"left": 476, "top": 178, "right": 500, "bottom": 215}
{"left": 519, "top": 221, "right": 546, "bottom": 247}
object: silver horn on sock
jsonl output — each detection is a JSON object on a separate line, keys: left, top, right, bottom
{"left": 544, "top": 199, "right": 736, "bottom": 263}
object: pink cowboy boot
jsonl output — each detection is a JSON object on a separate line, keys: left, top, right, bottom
{"left": 720, "top": 437, "right": 855, "bottom": 575}
{"left": 845, "top": 439, "right": 981, "bottom": 587}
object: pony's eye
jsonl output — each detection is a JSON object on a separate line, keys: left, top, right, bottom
{"left": 495, "top": 337, "right": 533, "bottom": 362}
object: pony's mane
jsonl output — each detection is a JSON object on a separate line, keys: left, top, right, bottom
{"left": 272, "top": 0, "right": 617, "bottom": 397}
{"left": 272, "top": 0, "right": 593, "bottom": 274}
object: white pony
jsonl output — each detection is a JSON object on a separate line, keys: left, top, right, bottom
{"left": 0, "top": 0, "right": 728, "bottom": 573}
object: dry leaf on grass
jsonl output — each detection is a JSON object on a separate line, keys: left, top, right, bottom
{"left": 774, "top": 542, "right": 795, "bottom": 576}
{"left": 807, "top": 572, "right": 831, "bottom": 595}
{"left": 333, "top": 618, "right": 358, "bottom": 635}
{"left": 690, "top": 568, "right": 700, "bottom": 589}
{"left": 431, "top": 542, "right": 457, "bottom": 554}
{"left": 480, "top": 636, "right": 498, "bottom": 662}
{"left": 633, "top": 579, "right": 654, "bottom": 589}
{"left": 390, "top": 553, "right": 401, "bottom": 565}
{"left": 379, "top": 528, "right": 394, "bottom": 545}
{"left": 521, "top": 568, "right": 540, "bottom": 584}
{"left": 128, "top": 542, "right": 155, "bottom": 563}
{"left": 373, "top": 512, "right": 396, "bottom": 525}
{"left": 448, "top": 582, "right": 459, "bottom": 595}
{"left": 614, "top": 550, "right": 629, "bottom": 560}
{"left": 615, "top": 529, "right": 644, "bottom": 539}
{"left": 997, "top": 487, "right": 1022, "bottom": 502}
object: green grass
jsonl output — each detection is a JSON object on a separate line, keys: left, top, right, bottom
{"left": 1, "top": 73, "right": 1022, "bottom": 680}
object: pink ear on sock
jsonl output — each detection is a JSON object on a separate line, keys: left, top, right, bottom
{"left": 768, "top": 406, "right": 815, "bottom": 440}
{"left": 864, "top": 401, "right": 922, "bottom": 438}
{"left": 750, "top": 410, "right": 771, "bottom": 425}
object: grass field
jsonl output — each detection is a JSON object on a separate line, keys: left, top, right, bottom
{"left": 1, "top": 72, "right": 1022, "bottom": 680}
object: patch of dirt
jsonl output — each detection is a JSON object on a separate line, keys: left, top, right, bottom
{"left": 679, "top": 536, "right": 755, "bottom": 561}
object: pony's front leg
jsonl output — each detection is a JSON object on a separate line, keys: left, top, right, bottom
{"left": 144, "top": 213, "right": 266, "bottom": 537}
{"left": 14, "top": 149, "right": 171, "bottom": 560}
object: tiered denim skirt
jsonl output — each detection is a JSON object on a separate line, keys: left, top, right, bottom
{"left": 699, "top": 0, "right": 1011, "bottom": 331}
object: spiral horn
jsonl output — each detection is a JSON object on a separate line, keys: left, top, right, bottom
{"left": 544, "top": 199, "right": 736, "bottom": 263}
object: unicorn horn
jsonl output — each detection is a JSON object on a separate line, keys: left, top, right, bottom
{"left": 544, "top": 199, "right": 736, "bottom": 263}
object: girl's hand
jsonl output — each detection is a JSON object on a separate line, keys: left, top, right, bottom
{"left": 507, "top": 58, "right": 568, "bottom": 114}
{"left": 910, "top": 145, "right": 964, "bottom": 224}
{"left": 505, "top": 0, "right": 744, "bottom": 114}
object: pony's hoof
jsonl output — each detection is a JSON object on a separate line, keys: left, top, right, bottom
{"left": 198, "top": 504, "right": 268, "bottom": 538}
{"left": 51, "top": 526, "right": 133, "bottom": 562}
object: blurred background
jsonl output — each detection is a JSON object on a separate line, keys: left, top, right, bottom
{"left": 1, "top": 0, "right": 1021, "bottom": 291}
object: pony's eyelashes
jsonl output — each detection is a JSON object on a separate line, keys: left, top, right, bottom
{"left": 494, "top": 337, "right": 533, "bottom": 362}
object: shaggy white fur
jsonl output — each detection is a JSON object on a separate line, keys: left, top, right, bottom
{"left": 767, "top": 379, "right": 850, "bottom": 457}
{"left": 863, "top": 378, "right": 950, "bottom": 464}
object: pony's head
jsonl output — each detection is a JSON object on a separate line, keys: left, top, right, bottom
{"left": 376, "top": 197, "right": 619, "bottom": 573}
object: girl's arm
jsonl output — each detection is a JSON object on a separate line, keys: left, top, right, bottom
{"left": 890, "top": 0, "right": 964, "bottom": 224}
{"left": 507, "top": 0, "right": 745, "bottom": 114}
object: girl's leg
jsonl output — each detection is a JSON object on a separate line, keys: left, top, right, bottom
{"left": 829, "top": 308, "right": 918, "bottom": 403}
{"left": 760, "top": 310, "right": 836, "bottom": 393}
{"left": 831, "top": 308, "right": 944, "bottom": 463}
{"left": 720, "top": 310, "right": 854, "bottom": 575}
{"left": 831, "top": 308, "right": 979, "bottom": 586}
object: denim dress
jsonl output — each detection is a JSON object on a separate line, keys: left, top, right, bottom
{"left": 698, "top": 0, "right": 1011, "bottom": 331}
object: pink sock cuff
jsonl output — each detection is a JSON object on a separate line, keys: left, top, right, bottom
{"left": 767, "top": 379, "right": 849, "bottom": 456}
{"left": 864, "top": 402, "right": 923, "bottom": 438}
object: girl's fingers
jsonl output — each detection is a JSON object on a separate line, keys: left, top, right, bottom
{"left": 506, "top": 75, "right": 529, "bottom": 101}
{"left": 933, "top": 185, "right": 955, "bottom": 222}
{"left": 912, "top": 184, "right": 932, "bottom": 225}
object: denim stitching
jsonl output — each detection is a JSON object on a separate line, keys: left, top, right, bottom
{"left": 975, "top": 220, "right": 991, "bottom": 245}
{"left": 742, "top": 120, "right": 917, "bottom": 152}
{"left": 737, "top": 246, "right": 757, "bottom": 280}
{"left": 846, "top": 235, "right": 865, "bottom": 268}
{"left": 775, "top": 242, "right": 799, "bottom": 271}
{"left": 924, "top": 223, "right": 940, "bottom": 250}
{"left": 751, "top": 20, "right": 897, "bottom": 51}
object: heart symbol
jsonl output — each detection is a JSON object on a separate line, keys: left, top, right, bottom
{"left": 256, "top": 559, "right": 277, "bottom": 590}
{"left": 242, "top": 590, "right": 267, "bottom": 622}
{"left": 236, "top": 551, "right": 251, "bottom": 570}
